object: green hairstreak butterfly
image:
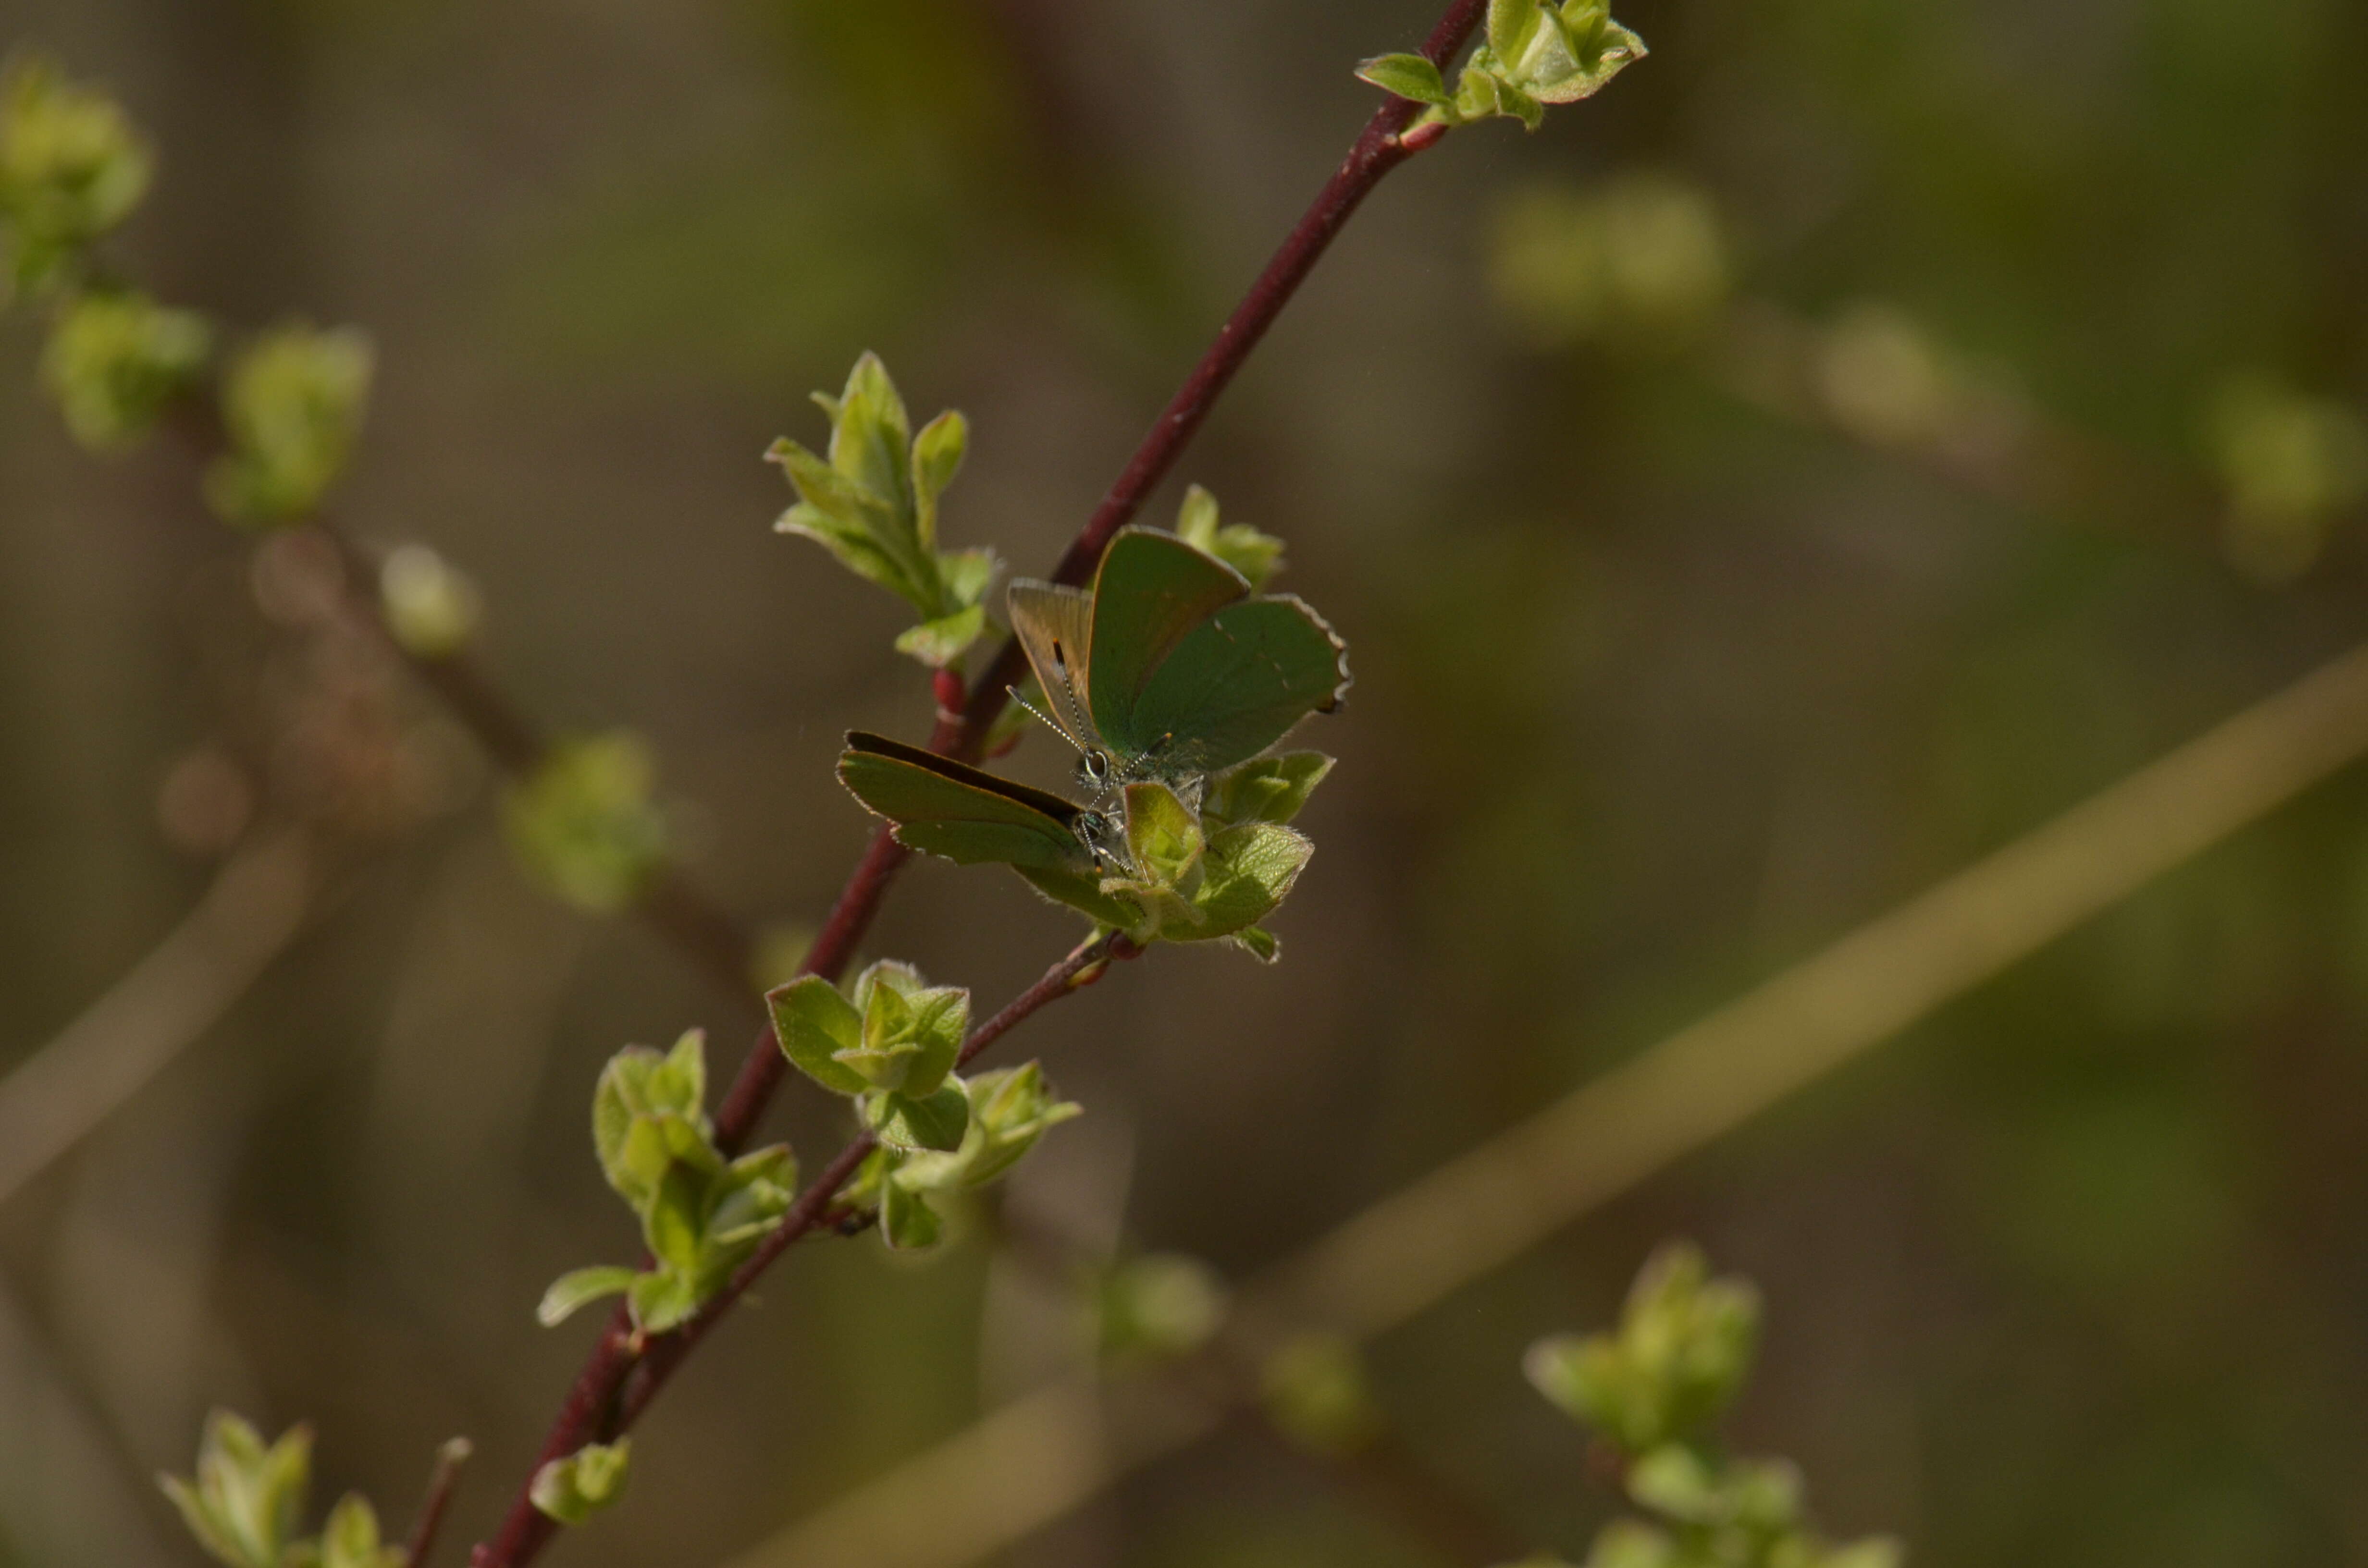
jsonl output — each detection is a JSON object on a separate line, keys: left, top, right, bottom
{"left": 1006, "top": 526, "right": 1349, "bottom": 801}
{"left": 837, "top": 730, "right": 1124, "bottom": 872}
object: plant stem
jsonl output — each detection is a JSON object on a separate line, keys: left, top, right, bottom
{"left": 705, "top": 0, "right": 1482, "bottom": 1154}
{"left": 317, "top": 529, "right": 762, "bottom": 1001}
{"left": 950, "top": 0, "right": 1484, "bottom": 756}
{"left": 469, "top": 931, "right": 1137, "bottom": 1568}
{"left": 474, "top": 5, "right": 1485, "bottom": 1557}
{"left": 403, "top": 1438, "right": 475, "bottom": 1568}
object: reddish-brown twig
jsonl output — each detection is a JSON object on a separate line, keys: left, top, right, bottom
{"left": 403, "top": 1437, "right": 475, "bottom": 1568}
{"left": 471, "top": 8, "right": 1487, "bottom": 1560}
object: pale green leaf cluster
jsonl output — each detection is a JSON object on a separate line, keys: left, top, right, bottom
{"left": 1491, "top": 177, "right": 1729, "bottom": 352}
{"left": 772, "top": 961, "right": 1079, "bottom": 1250}
{"left": 2205, "top": 373, "right": 2368, "bottom": 583}
{"left": 0, "top": 55, "right": 149, "bottom": 298}
{"left": 1173, "top": 484, "right": 1285, "bottom": 591}
{"left": 1260, "top": 1333, "right": 1385, "bottom": 1458}
{"left": 1357, "top": 0, "right": 1645, "bottom": 134}
{"left": 1095, "top": 1251, "right": 1229, "bottom": 1361}
{"left": 1523, "top": 1245, "right": 1901, "bottom": 1568}
{"left": 529, "top": 1439, "right": 630, "bottom": 1527}
{"left": 160, "top": 1412, "right": 404, "bottom": 1568}
{"left": 39, "top": 288, "right": 211, "bottom": 449}
{"left": 1021, "top": 754, "right": 1332, "bottom": 961}
{"left": 1525, "top": 1242, "right": 1758, "bottom": 1452}
{"left": 770, "top": 353, "right": 999, "bottom": 669}
{"left": 503, "top": 732, "right": 668, "bottom": 913}
{"left": 378, "top": 544, "right": 483, "bottom": 658}
{"left": 540, "top": 1029, "right": 798, "bottom": 1335}
{"left": 204, "top": 323, "right": 375, "bottom": 527}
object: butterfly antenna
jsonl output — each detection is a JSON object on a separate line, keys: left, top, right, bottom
{"left": 1006, "top": 686, "right": 1083, "bottom": 755}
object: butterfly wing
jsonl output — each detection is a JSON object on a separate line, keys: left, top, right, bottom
{"left": 838, "top": 732, "right": 1098, "bottom": 872}
{"left": 1005, "top": 580, "right": 1100, "bottom": 750}
{"left": 1123, "top": 594, "right": 1350, "bottom": 775}
{"left": 1085, "top": 527, "right": 1250, "bottom": 760}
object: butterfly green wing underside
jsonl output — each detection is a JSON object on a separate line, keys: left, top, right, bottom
{"left": 1084, "top": 528, "right": 1253, "bottom": 754}
{"left": 1005, "top": 580, "right": 1099, "bottom": 751}
{"left": 838, "top": 731, "right": 1098, "bottom": 872}
{"left": 1121, "top": 594, "right": 1350, "bottom": 773}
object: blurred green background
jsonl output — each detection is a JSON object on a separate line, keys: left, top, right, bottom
{"left": 3, "top": 0, "right": 2368, "bottom": 1565}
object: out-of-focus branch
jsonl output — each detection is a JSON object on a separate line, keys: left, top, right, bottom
{"left": 992, "top": 1205, "right": 1528, "bottom": 1567}
{"left": 0, "top": 825, "right": 318, "bottom": 1210}
{"left": 731, "top": 633, "right": 2368, "bottom": 1568}
{"left": 403, "top": 1438, "right": 475, "bottom": 1568}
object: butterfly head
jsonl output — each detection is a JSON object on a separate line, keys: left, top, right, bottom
{"left": 1074, "top": 807, "right": 1128, "bottom": 873}
{"left": 1076, "top": 747, "right": 1114, "bottom": 792}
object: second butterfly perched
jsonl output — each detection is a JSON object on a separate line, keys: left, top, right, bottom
{"left": 1006, "top": 523, "right": 1350, "bottom": 805}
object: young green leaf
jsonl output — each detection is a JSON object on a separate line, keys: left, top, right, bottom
{"left": 1203, "top": 752, "right": 1333, "bottom": 828}
{"left": 878, "top": 1176, "right": 943, "bottom": 1250}
{"left": 911, "top": 408, "right": 968, "bottom": 551}
{"left": 203, "top": 323, "right": 374, "bottom": 527}
{"left": 537, "top": 1265, "right": 640, "bottom": 1327}
{"left": 1171, "top": 484, "right": 1286, "bottom": 589}
{"left": 1354, "top": 53, "right": 1452, "bottom": 107}
{"left": 769, "top": 975, "right": 872, "bottom": 1097}
{"left": 1261, "top": 1335, "right": 1384, "bottom": 1457}
{"left": 892, "top": 603, "right": 988, "bottom": 669}
{"left": 39, "top": 289, "right": 211, "bottom": 450}
{"left": 159, "top": 1411, "right": 313, "bottom": 1568}
{"left": 319, "top": 1494, "right": 403, "bottom": 1568}
{"left": 864, "top": 1081, "right": 973, "bottom": 1154}
{"left": 378, "top": 544, "right": 482, "bottom": 658}
{"left": 1096, "top": 1252, "right": 1229, "bottom": 1361}
{"left": 0, "top": 56, "right": 152, "bottom": 293}
{"left": 503, "top": 732, "right": 668, "bottom": 914}
{"left": 529, "top": 1439, "right": 630, "bottom": 1527}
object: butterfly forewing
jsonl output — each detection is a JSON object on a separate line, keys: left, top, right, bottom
{"left": 1125, "top": 595, "right": 1350, "bottom": 775}
{"left": 837, "top": 731, "right": 1100, "bottom": 872}
{"left": 1006, "top": 581, "right": 1099, "bottom": 751}
{"left": 1085, "top": 528, "right": 1249, "bottom": 758}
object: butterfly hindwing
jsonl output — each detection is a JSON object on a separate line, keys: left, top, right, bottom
{"left": 1124, "top": 595, "right": 1350, "bottom": 774}
{"left": 837, "top": 731, "right": 1099, "bottom": 872}
{"left": 1085, "top": 528, "right": 1251, "bottom": 757}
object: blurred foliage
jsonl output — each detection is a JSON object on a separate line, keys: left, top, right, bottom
{"left": 160, "top": 1413, "right": 405, "bottom": 1568}
{"left": 1522, "top": 1245, "right": 1900, "bottom": 1568}
{"left": 203, "top": 323, "right": 374, "bottom": 527}
{"left": 0, "top": 52, "right": 148, "bottom": 297}
{"left": 502, "top": 731, "right": 668, "bottom": 914}
{"left": 7, "top": 3, "right": 2368, "bottom": 1568}
{"left": 38, "top": 287, "right": 210, "bottom": 449}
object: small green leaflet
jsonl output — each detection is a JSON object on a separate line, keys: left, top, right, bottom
{"left": 1006, "top": 526, "right": 1349, "bottom": 798}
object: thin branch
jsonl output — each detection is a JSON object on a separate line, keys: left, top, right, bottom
{"left": 0, "top": 825, "right": 318, "bottom": 1210}
{"left": 474, "top": 7, "right": 1487, "bottom": 1559}
{"left": 992, "top": 1205, "right": 1527, "bottom": 1567}
{"left": 469, "top": 931, "right": 1140, "bottom": 1568}
{"left": 404, "top": 1438, "right": 475, "bottom": 1568}
{"left": 732, "top": 632, "right": 2368, "bottom": 1568}
{"left": 313, "top": 529, "right": 760, "bottom": 1001}
{"left": 948, "top": 0, "right": 1484, "bottom": 757}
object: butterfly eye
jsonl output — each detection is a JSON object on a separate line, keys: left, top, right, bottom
{"left": 1078, "top": 749, "right": 1111, "bottom": 786}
